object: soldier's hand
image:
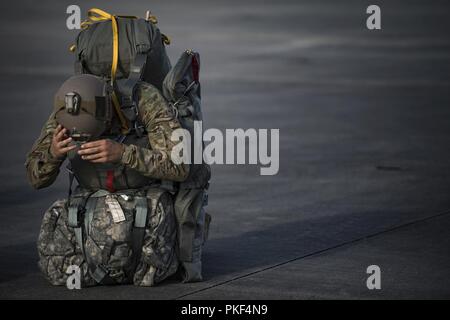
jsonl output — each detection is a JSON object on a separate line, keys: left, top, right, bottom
{"left": 50, "top": 125, "right": 76, "bottom": 159}
{"left": 78, "top": 139, "right": 125, "bottom": 163}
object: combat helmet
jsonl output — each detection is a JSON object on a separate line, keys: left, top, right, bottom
{"left": 54, "top": 74, "right": 113, "bottom": 142}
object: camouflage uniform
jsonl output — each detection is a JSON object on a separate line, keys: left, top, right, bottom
{"left": 26, "top": 83, "right": 188, "bottom": 188}
{"left": 26, "top": 83, "right": 188, "bottom": 287}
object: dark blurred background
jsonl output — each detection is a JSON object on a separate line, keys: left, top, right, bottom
{"left": 0, "top": 0, "right": 450, "bottom": 299}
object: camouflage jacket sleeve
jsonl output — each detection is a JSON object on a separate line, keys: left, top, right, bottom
{"left": 120, "top": 83, "right": 189, "bottom": 182}
{"left": 25, "top": 112, "right": 64, "bottom": 189}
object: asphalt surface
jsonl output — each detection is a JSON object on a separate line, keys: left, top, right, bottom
{"left": 0, "top": 0, "right": 450, "bottom": 299}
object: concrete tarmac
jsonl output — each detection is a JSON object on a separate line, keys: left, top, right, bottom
{"left": 0, "top": 0, "right": 449, "bottom": 299}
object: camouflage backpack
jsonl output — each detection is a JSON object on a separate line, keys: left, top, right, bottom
{"left": 38, "top": 188, "right": 179, "bottom": 287}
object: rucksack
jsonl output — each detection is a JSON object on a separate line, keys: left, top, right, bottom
{"left": 163, "top": 50, "right": 211, "bottom": 282}
{"left": 72, "top": 8, "right": 171, "bottom": 134}
{"left": 73, "top": 8, "right": 171, "bottom": 90}
{"left": 70, "top": 8, "right": 211, "bottom": 282}
{"left": 37, "top": 188, "right": 179, "bottom": 287}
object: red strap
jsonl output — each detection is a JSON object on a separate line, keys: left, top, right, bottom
{"left": 106, "top": 170, "right": 115, "bottom": 193}
{"left": 191, "top": 55, "right": 199, "bottom": 83}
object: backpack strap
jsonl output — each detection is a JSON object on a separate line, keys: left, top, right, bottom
{"left": 68, "top": 197, "right": 85, "bottom": 257}
{"left": 84, "top": 190, "right": 121, "bottom": 285}
{"left": 130, "top": 189, "right": 166, "bottom": 272}
{"left": 68, "top": 194, "right": 97, "bottom": 262}
{"left": 130, "top": 196, "right": 148, "bottom": 273}
{"left": 82, "top": 197, "right": 118, "bottom": 285}
{"left": 116, "top": 53, "right": 147, "bottom": 137}
{"left": 115, "top": 19, "right": 150, "bottom": 137}
{"left": 88, "top": 237, "right": 116, "bottom": 285}
{"left": 68, "top": 191, "right": 117, "bottom": 285}
{"left": 67, "top": 163, "right": 75, "bottom": 201}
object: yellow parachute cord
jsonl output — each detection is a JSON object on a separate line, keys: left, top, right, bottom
{"left": 81, "top": 8, "right": 137, "bottom": 134}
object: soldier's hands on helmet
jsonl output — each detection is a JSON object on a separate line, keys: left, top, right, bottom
{"left": 50, "top": 125, "right": 76, "bottom": 159}
{"left": 78, "top": 139, "right": 125, "bottom": 163}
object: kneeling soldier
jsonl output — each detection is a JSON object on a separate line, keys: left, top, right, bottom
{"left": 25, "top": 74, "right": 188, "bottom": 286}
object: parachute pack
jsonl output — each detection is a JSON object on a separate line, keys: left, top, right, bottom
{"left": 37, "top": 8, "right": 211, "bottom": 285}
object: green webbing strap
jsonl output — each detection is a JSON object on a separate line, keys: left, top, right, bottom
{"left": 89, "top": 238, "right": 116, "bottom": 285}
{"left": 68, "top": 194, "right": 113, "bottom": 284}
{"left": 118, "top": 53, "right": 147, "bottom": 110}
{"left": 89, "top": 260, "right": 116, "bottom": 285}
{"left": 83, "top": 197, "right": 97, "bottom": 237}
{"left": 82, "top": 193, "right": 116, "bottom": 285}
{"left": 91, "top": 265, "right": 116, "bottom": 285}
{"left": 68, "top": 200, "right": 81, "bottom": 228}
{"left": 131, "top": 196, "right": 148, "bottom": 272}
{"left": 134, "top": 196, "right": 148, "bottom": 228}
{"left": 91, "top": 266, "right": 109, "bottom": 283}
{"left": 68, "top": 197, "right": 85, "bottom": 257}
{"left": 78, "top": 232, "right": 115, "bottom": 285}
{"left": 74, "top": 228, "right": 84, "bottom": 258}
{"left": 67, "top": 164, "right": 75, "bottom": 200}
{"left": 116, "top": 52, "right": 147, "bottom": 137}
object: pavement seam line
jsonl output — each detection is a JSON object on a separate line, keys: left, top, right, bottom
{"left": 174, "top": 209, "right": 450, "bottom": 300}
